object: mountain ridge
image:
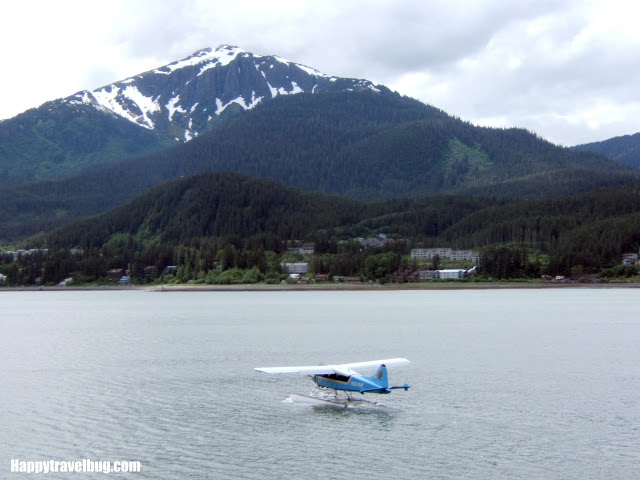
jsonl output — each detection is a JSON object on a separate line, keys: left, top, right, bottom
{"left": 571, "top": 132, "right": 640, "bottom": 169}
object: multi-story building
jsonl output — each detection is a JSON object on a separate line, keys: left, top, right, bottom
{"left": 410, "top": 248, "right": 452, "bottom": 259}
{"left": 411, "top": 248, "right": 480, "bottom": 264}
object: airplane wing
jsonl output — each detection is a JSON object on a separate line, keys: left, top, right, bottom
{"left": 254, "top": 358, "right": 410, "bottom": 375}
{"left": 254, "top": 365, "right": 336, "bottom": 375}
{"left": 334, "top": 358, "right": 411, "bottom": 372}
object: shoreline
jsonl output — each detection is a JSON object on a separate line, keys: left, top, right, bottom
{"left": 2, "top": 281, "right": 640, "bottom": 292}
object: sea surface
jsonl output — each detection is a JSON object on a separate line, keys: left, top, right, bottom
{"left": 1, "top": 288, "right": 639, "bottom": 479}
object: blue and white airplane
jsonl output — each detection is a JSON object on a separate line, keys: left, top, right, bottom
{"left": 255, "top": 358, "right": 410, "bottom": 407}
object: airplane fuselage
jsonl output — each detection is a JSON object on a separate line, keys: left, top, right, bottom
{"left": 313, "top": 373, "right": 391, "bottom": 394}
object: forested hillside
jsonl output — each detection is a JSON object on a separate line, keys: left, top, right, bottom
{"left": 0, "top": 90, "right": 446, "bottom": 241}
{"left": 3, "top": 172, "right": 493, "bottom": 285}
{"left": 0, "top": 102, "right": 169, "bottom": 183}
{"left": 35, "top": 171, "right": 498, "bottom": 252}
{"left": 38, "top": 172, "right": 369, "bottom": 249}
{"left": 1, "top": 90, "right": 635, "bottom": 242}
{"left": 331, "top": 120, "right": 633, "bottom": 199}
{"left": 9, "top": 171, "right": 636, "bottom": 286}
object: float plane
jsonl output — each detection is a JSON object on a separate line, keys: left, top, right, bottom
{"left": 255, "top": 358, "right": 410, "bottom": 407}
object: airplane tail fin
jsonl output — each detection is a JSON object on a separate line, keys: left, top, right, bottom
{"left": 360, "top": 364, "right": 410, "bottom": 394}
{"left": 370, "top": 364, "right": 389, "bottom": 388}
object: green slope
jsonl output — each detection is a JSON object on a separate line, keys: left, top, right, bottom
{"left": 0, "top": 101, "right": 170, "bottom": 182}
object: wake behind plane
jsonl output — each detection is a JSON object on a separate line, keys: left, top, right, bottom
{"left": 255, "top": 358, "right": 410, "bottom": 407}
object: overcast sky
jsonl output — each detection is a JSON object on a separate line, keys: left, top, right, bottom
{"left": 2, "top": 0, "right": 639, "bottom": 146}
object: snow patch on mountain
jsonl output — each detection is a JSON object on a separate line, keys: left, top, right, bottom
{"left": 269, "top": 55, "right": 326, "bottom": 78}
{"left": 216, "top": 92, "right": 264, "bottom": 115}
{"left": 122, "top": 86, "right": 161, "bottom": 126}
{"left": 91, "top": 87, "right": 142, "bottom": 127}
{"left": 91, "top": 84, "right": 159, "bottom": 129}
{"left": 166, "top": 96, "right": 185, "bottom": 121}
{"left": 267, "top": 83, "right": 278, "bottom": 98}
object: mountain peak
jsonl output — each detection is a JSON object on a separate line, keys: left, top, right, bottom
{"left": 152, "top": 44, "right": 245, "bottom": 76}
{"left": 57, "top": 45, "right": 385, "bottom": 141}
{"left": 214, "top": 44, "right": 242, "bottom": 53}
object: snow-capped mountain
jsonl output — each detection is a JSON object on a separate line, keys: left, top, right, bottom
{"left": 0, "top": 44, "right": 389, "bottom": 182}
{"left": 61, "top": 45, "right": 383, "bottom": 143}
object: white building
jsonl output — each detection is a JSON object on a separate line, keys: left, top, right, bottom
{"left": 418, "top": 269, "right": 469, "bottom": 281}
{"left": 4, "top": 248, "right": 49, "bottom": 262}
{"left": 281, "top": 262, "right": 309, "bottom": 274}
{"left": 437, "top": 269, "right": 466, "bottom": 280}
{"left": 411, "top": 248, "right": 480, "bottom": 264}
{"left": 411, "top": 248, "right": 452, "bottom": 259}
{"left": 449, "top": 250, "right": 481, "bottom": 263}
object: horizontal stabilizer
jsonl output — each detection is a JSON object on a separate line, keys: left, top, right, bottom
{"left": 389, "top": 383, "right": 411, "bottom": 391}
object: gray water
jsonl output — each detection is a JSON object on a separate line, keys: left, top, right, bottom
{"left": 1, "top": 289, "right": 639, "bottom": 479}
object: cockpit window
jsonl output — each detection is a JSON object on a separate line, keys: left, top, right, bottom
{"left": 318, "top": 373, "right": 350, "bottom": 382}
